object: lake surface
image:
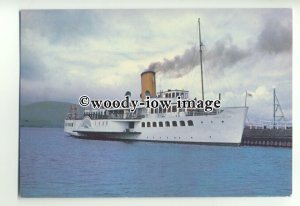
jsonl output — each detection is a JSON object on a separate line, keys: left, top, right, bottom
{"left": 19, "top": 127, "right": 292, "bottom": 197}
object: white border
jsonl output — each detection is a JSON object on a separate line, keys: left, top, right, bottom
{"left": 0, "top": 0, "right": 299, "bottom": 206}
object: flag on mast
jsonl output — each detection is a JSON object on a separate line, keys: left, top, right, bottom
{"left": 245, "top": 90, "right": 253, "bottom": 107}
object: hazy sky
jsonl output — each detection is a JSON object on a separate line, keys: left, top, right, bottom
{"left": 20, "top": 9, "right": 292, "bottom": 121}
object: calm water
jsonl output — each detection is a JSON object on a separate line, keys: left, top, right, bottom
{"left": 19, "top": 127, "right": 292, "bottom": 197}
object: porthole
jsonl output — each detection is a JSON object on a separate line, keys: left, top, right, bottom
{"left": 188, "top": 120, "right": 194, "bottom": 126}
{"left": 180, "top": 121, "right": 185, "bottom": 126}
{"left": 165, "top": 121, "right": 170, "bottom": 127}
{"left": 172, "top": 121, "right": 177, "bottom": 127}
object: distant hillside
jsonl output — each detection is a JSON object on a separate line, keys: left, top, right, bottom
{"left": 20, "top": 101, "right": 82, "bottom": 128}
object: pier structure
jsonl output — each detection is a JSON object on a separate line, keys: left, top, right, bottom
{"left": 241, "top": 88, "right": 292, "bottom": 148}
{"left": 242, "top": 121, "right": 292, "bottom": 148}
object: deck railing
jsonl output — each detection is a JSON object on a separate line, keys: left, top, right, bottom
{"left": 245, "top": 120, "right": 292, "bottom": 130}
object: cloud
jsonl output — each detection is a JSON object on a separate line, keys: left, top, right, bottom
{"left": 20, "top": 47, "right": 46, "bottom": 80}
{"left": 21, "top": 10, "right": 103, "bottom": 44}
{"left": 256, "top": 12, "right": 292, "bottom": 54}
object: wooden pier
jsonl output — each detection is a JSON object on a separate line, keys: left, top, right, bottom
{"left": 241, "top": 127, "right": 292, "bottom": 148}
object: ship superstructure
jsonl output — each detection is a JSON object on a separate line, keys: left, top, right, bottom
{"left": 64, "top": 70, "right": 247, "bottom": 145}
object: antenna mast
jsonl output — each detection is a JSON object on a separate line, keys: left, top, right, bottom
{"left": 198, "top": 18, "right": 205, "bottom": 101}
{"left": 273, "top": 88, "right": 285, "bottom": 128}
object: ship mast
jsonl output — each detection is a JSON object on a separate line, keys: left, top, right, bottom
{"left": 198, "top": 18, "right": 205, "bottom": 101}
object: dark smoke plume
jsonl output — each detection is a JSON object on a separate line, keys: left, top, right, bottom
{"left": 146, "top": 14, "right": 291, "bottom": 78}
{"left": 147, "top": 46, "right": 200, "bottom": 78}
{"left": 204, "top": 35, "right": 251, "bottom": 74}
{"left": 146, "top": 37, "right": 250, "bottom": 78}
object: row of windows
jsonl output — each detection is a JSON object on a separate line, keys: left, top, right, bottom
{"left": 95, "top": 121, "right": 108, "bottom": 126}
{"left": 150, "top": 105, "right": 180, "bottom": 114}
{"left": 141, "top": 120, "right": 194, "bottom": 128}
{"left": 65, "top": 122, "right": 74, "bottom": 127}
{"left": 164, "top": 92, "right": 188, "bottom": 99}
{"left": 141, "top": 120, "right": 225, "bottom": 128}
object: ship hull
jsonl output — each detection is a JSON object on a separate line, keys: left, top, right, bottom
{"left": 64, "top": 107, "right": 248, "bottom": 146}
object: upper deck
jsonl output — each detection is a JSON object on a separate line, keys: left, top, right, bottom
{"left": 65, "top": 89, "right": 222, "bottom": 121}
{"left": 156, "top": 89, "right": 189, "bottom": 99}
